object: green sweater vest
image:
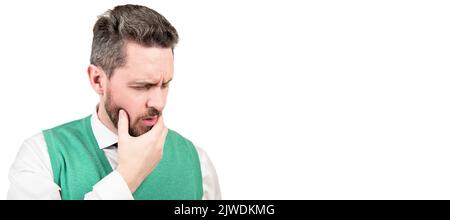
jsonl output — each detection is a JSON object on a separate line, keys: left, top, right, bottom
{"left": 42, "top": 115, "right": 203, "bottom": 200}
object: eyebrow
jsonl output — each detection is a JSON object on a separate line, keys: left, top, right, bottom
{"left": 129, "top": 78, "right": 173, "bottom": 86}
{"left": 163, "top": 78, "right": 173, "bottom": 84}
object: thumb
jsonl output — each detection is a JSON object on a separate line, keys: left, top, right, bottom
{"left": 118, "top": 109, "right": 130, "bottom": 139}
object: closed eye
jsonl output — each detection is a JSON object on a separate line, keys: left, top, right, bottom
{"left": 130, "top": 84, "right": 169, "bottom": 90}
{"left": 131, "top": 86, "right": 149, "bottom": 90}
{"left": 161, "top": 82, "right": 170, "bottom": 89}
{"left": 129, "top": 78, "right": 172, "bottom": 90}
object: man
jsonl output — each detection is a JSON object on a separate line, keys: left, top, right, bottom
{"left": 7, "top": 4, "right": 221, "bottom": 200}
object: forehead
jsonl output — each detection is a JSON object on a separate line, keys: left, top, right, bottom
{"left": 114, "top": 41, "right": 174, "bottom": 81}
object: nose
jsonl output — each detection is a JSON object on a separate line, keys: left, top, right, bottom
{"left": 146, "top": 86, "right": 164, "bottom": 111}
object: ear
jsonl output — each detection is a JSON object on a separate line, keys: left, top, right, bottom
{"left": 87, "top": 64, "right": 107, "bottom": 95}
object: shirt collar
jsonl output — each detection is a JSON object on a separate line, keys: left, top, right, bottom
{"left": 91, "top": 106, "right": 118, "bottom": 149}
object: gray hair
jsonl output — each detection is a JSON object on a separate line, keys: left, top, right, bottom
{"left": 90, "top": 4, "right": 179, "bottom": 77}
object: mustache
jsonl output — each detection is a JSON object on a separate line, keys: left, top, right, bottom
{"left": 139, "top": 107, "right": 162, "bottom": 119}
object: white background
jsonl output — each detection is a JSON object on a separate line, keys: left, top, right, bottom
{"left": 0, "top": 0, "right": 449, "bottom": 199}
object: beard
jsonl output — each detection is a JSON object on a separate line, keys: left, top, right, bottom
{"left": 104, "top": 89, "right": 161, "bottom": 137}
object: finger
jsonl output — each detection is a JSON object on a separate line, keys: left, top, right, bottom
{"left": 152, "top": 115, "right": 165, "bottom": 133}
{"left": 142, "top": 115, "right": 165, "bottom": 138}
{"left": 157, "top": 118, "right": 168, "bottom": 145}
{"left": 117, "top": 109, "right": 130, "bottom": 139}
{"left": 161, "top": 126, "right": 168, "bottom": 142}
{"left": 158, "top": 127, "right": 168, "bottom": 154}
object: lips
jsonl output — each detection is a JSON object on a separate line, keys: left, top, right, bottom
{"left": 141, "top": 116, "right": 158, "bottom": 127}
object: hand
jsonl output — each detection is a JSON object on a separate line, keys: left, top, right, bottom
{"left": 116, "top": 109, "right": 168, "bottom": 193}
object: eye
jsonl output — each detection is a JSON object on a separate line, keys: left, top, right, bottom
{"left": 131, "top": 86, "right": 148, "bottom": 91}
{"left": 161, "top": 83, "right": 170, "bottom": 89}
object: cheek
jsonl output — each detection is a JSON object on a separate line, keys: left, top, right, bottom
{"left": 121, "top": 93, "right": 149, "bottom": 120}
{"left": 110, "top": 89, "right": 142, "bottom": 114}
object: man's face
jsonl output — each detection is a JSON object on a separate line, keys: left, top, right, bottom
{"left": 104, "top": 41, "right": 173, "bottom": 137}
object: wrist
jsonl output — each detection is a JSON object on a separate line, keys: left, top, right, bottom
{"left": 116, "top": 166, "right": 141, "bottom": 193}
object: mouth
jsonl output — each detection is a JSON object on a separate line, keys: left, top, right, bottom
{"left": 141, "top": 116, "right": 158, "bottom": 127}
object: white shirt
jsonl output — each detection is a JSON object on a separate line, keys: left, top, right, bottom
{"left": 7, "top": 111, "right": 221, "bottom": 200}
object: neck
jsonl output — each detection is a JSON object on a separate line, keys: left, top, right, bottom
{"left": 97, "top": 103, "right": 118, "bottom": 135}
